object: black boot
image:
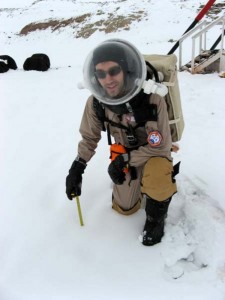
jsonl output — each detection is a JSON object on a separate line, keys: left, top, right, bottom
{"left": 142, "top": 196, "right": 171, "bottom": 246}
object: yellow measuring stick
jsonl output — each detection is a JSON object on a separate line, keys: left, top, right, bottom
{"left": 75, "top": 196, "right": 84, "bottom": 226}
{"left": 72, "top": 195, "right": 84, "bottom": 226}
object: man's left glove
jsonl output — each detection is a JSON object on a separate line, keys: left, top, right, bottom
{"left": 66, "top": 157, "right": 87, "bottom": 200}
{"left": 108, "top": 153, "right": 129, "bottom": 185}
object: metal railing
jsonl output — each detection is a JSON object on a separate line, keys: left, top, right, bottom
{"left": 178, "top": 14, "right": 225, "bottom": 73}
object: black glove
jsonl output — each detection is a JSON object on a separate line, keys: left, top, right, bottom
{"left": 108, "top": 154, "right": 129, "bottom": 185}
{"left": 66, "top": 157, "right": 87, "bottom": 200}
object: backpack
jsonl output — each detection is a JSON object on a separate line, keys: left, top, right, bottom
{"left": 93, "top": 54, "right": 184, "bottom": 143}
{"left": 143, "top": 54, "right": 184, "bottom": 142}
{"left": 23, "top": 53, "right": 50, "bottom": 71}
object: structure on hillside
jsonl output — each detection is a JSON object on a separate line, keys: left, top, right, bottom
{"left": 178, "top": 15, "right": 225, "bottom": 74}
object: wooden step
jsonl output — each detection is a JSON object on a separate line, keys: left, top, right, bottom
{"left": 182, "top": 50, "right": 223, "bottom": 74}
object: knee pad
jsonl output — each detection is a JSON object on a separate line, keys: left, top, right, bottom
{"left": 141, "top": 157, "right": 177, "bottom": 201}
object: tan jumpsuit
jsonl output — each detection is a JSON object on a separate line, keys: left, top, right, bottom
{"left": 77, "top": 94, "right": 177, "bottom": 214}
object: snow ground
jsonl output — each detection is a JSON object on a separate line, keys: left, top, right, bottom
{"left": 1, "top": 1, "right": 225, "bottom": 299}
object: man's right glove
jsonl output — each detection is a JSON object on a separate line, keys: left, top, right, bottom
{"left": 108, "top": 153, "right": 129, "bottom": 185}
{"left": 66, "top": 157, "right": 87, "bottom": 200}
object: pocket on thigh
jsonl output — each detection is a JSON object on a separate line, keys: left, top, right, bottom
{"left": 141, "top": 157, "right": 177, "bottom": 201}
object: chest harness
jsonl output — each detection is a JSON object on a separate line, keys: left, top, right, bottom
{"left": 93, "top": 92, "right": 158, "bottom": 147}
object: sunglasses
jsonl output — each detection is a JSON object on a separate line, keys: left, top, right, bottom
{"left": 95, "top": 65, "right": 122, "bottom": 79}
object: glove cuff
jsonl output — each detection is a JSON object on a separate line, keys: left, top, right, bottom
{"left": 75, "top": 156, "right": 87, "bottom": 167}
{"left": 69, "top": 156, "right": 87, "bottom": 175}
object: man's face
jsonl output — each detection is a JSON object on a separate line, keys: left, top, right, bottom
{"left": 95, "top": 61, "right": 124, "bottom": 98}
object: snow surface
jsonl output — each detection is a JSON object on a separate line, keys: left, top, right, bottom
{"left": 1, "top": 0, "right": 225, "bottom": 299}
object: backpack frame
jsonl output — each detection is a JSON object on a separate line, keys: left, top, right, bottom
{"left": 144, "top": 54, "right": 184, "bottom": 142}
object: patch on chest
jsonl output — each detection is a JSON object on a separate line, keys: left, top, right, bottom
{"left": 147, "top": 131, "right": 162, "bottom": 147}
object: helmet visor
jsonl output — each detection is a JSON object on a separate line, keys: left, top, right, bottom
{"left": 83, "top": 39, "right": 146, "bottom": 105}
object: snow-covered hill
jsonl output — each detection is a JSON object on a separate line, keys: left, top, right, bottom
{"left": 1, "top": 1, "right": 225, "bottom": 299}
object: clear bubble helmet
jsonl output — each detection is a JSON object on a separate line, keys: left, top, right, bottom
{"left": 83, "top": 39, "right": 147, "bottom": 106}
